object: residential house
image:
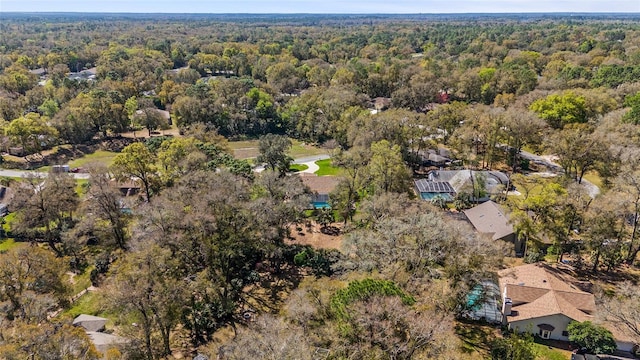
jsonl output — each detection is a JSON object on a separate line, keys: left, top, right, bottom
{"left": 67, "top": 67, "right": 97, "bottom": 82}
{"left": 415, "top": 169, "right": 510, "bottom": 202}
{"left": 418, "top": 149, "right": 451, "bottom": 167}
{"left": 464, "top": 201, "right": 524, "bottom": 256}
{"left": 498, "top": 263, "right": 596, "bottom": 342}
{"left": 111, "top": 179, "right": 141, "bottom": 197}
{"left": 29, "top": 67, "right": 47, "bottom": 76}
{"left": 299, "top": 173, "right": 340, "bottom": 209}
{"left": 414, "top": 178, "right": 454, "bottom": 201}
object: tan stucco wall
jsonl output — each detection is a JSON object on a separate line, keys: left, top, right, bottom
{"left": 509, "top": 314, "right": 573, "bottom": 341}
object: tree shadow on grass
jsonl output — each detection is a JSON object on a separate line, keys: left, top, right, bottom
{"left": 455, "top": 319, "right": 500, "bottom": 355}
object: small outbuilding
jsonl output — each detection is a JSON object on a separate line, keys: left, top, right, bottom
{"left": 86, "top": 331, "right": 128, "bottom": 356}
{"left": 73, "top": 314, "right": 107, "bottom": 332}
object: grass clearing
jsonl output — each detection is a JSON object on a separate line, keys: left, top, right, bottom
{"left": 531, "top": 342, "right": 571, "bottom": 360}
{"left": 229, "top": 138, "right": 327, "bottom": 160}
{"left": 68, "top": 150, "right": 118, "bottom": 168}
{"left": 582, "top": 171, "right": 603, "bottom": 190}
{"left": 289, "top": 164, "right": 309, "bottom": 172}
{"left": 511, "top": 174, "right": 554, "bottom": 199}
{"left": 75, "top": 179, "right": 89, "bottom": 196}
{"left": 454, "top": 320, "right": 497, "bottom": 357}
{"left": 288, "top": 140, "right": 328, "bottom": 159}
{"left": 2, "top": 212, "right": 16, "bottom": 234}
{"left": 0, "top": 238, "right": 20, "bottom": 251}
{"left": 228, "top": 139, "right": 260, "bottom": 159}
{"left": 61, "top": 291, "right": 105, "bottom": 319}
{"left": 315, "top": 159, "right": 342, "bottom": 176}
{"left": 69, "top": 267, "right": 93, "bottom": 295}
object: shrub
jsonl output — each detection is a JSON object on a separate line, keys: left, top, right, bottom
{"left": 567, "top": 321, "right": 617, "bottom": 355}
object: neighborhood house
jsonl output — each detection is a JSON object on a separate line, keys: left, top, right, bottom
{"left": 499, "top": 263, "right": 594, "bottom": 341}
{"left": 498, "top": 263, "right": 635, "bottom": 353}
{"left": 299, "top": 173, "right": 340, "bottom": 209}
{"left": 415, "top": 169, "right": 511, "bottom": 202}
{"left": 464, "top": 201, "right": 524, "bottom": 256}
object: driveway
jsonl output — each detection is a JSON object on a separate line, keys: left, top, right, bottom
{"left": 254, "top": 154, "right": 331, "bottom": 173}
{"left": 519, "top": 150, "right": 600, "bottom": 198}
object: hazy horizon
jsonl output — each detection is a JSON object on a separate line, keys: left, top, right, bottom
{"left": 1, "top": 0, "right": 638, "bottom": 14}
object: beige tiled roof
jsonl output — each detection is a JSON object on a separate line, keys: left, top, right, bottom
{"left": 498, "top": 263, "right": 595, "bottom": 323}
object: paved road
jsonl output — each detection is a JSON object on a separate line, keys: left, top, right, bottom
{"left": 519, "top": 150, "right": 600, "bottom": 198}
{"left": 0, "top": 168, "right": 90, "bottom": 180}
{"left": 519, "top": 150, "right": 563, "bottom": 173}
{"left": 291, "top": 154, "right": 330, "bottom": 164}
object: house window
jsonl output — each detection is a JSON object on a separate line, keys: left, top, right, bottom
{"left": 562, "top": 331, "right": 569, "bottom": 337}
{"left": 539, "top": 329, "right": 551, "bottom": 339}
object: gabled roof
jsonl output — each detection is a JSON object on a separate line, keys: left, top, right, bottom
{"left": 464, "top": 201, "right": 514, "bottom": 241}
{"left": 73, "top": 314, "right": 108, "bottom": 332}
{"left": 86, "top": 331, "right": 127, "bottom": 346}
{"left": 498, "top": 263, "right": 595, "bottom": 323}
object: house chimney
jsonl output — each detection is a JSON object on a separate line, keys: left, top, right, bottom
{"left": 502, "top": 297, "right": 512, "bottom": 316}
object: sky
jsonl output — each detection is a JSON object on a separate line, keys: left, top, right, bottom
{"left": 0, "top": 0, "right": 638, "bottom": 13}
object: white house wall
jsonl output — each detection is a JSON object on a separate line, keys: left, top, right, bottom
{"left": 509, "top": 314, "right": 573, "bottom": 341}
{"left": 616, "top": 340, "right": 635, "bottom": 353}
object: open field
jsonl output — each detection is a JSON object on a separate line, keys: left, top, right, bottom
{"left": 229, "top": 139, "right": 328, "bottom": 160}
{"left": 68, "top": 150, "right": 118, "bottom": 169}
{"left": 314, "top": 158, "right": 342, "bottom": 176}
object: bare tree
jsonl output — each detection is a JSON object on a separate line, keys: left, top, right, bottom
{"left": 342, "top": 296, "right": 455, "bottom": 360}
{"left": 83, "top": 164, "right": 130, "bottom": 249}
{"left": 598, "top": 282, "right": 640, "bottom": 345}
{"left": 11, "top": 172, "right": 78, "bottom": 256}
{"left": 218, "top": 315, "right": 313, "bottom": 360}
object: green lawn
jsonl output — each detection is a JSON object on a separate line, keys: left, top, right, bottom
{"left": 68, "top": 150, "right": 118, "bottom": 169}
{"left": 62, "top": 291, "right": 105, "bottom": 319}
{"left": 69, "top": 267, "right": 93, "bottom": 295}
{"left": 582, "top": 171, "right": 603, "bottom": 190}
{"left": 314, "top": 159, "right": 342, "bottom": 176}
{"left": 288, "top": 140, "right": 328, "bottom": 159}
{"left": 75, "top": 179, "right": 89, "bottom": 196}
{"left": 62, "top": 290, "right": 138, "bottom": 329}
{"left": 289, "top": 164, "right": 309, "bottom": 172}
{"left": 454, "top": 321, "right": 495, "bottom": 357}
{"left": 532, "top": 342, "right": 571, "bottom": 360}
{"left": 0, "top": 238, "right": 19, "bottom": 251}
{"left": 229, "top": 138, "right": 327, "bottom": 160}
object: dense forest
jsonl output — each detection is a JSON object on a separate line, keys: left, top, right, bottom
{"left": 1, "top": 13, "right": 640, "bottom": 359}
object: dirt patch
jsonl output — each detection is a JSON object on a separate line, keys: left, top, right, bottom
{"left": 119, "top": 127, "right": 181, "bottom": 139}
{"left": 232, "top": 147, "right": 259, "bottom": 159}
{"left": 286, "top": 222, "right": 343, "bottom": 250}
